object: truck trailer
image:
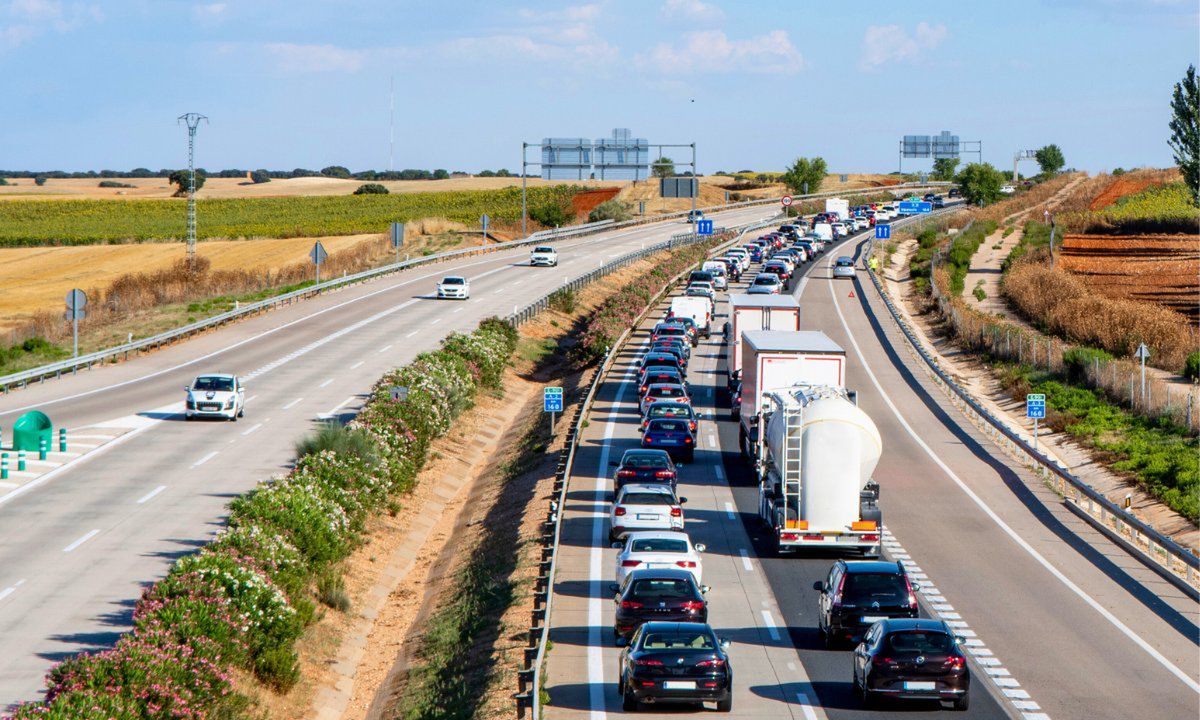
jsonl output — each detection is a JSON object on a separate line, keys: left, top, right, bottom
{"left": 738, "top": 330, "right": 847, "bottom": 445}
{"left": 727, "top": 295, "right": 801, "bottom": 389}
{"left": 825, "top": 198, "right": 850, "bottom": 221}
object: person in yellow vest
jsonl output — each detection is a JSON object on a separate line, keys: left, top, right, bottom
{"left": 868, "top": 256, "right": 879, "bottom": 272}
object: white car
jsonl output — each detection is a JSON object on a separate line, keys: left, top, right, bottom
{"left": 1000, "top": 184, "right": 1016, "bottom": 194}
{"left": 748, "top": 273, "right": 782, "bottom": 294}
{"left": 686, "top": 282, "right": 716, "bottom": 302}
{"left": 610, "top": 484, "right": 686, "bottom": 543}
{"left": 852, "top": 216, "right": 869, "bottom": 231}
{"left": 700, "top": 262, "right": 728, "bottom": 290}
{"left": 613, "top": 531, "right": 706, "bottom": 584}
{"left": 436, "top": 275, "right": 470, "bottom": 299}
{"left": 185, "top": 373, "right": 245, "bottom": 421}
{"left": 833, "top": 256, "right": 856, "bottom": 278}
{"left": 726, "top": 248, "right": 750, "bottom": 270}
{"left": 530, "top": 245, "right": 558, "bottom": 267}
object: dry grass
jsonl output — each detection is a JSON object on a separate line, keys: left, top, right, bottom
{"left": 1087, "top": 169, "right": 1181, "bottom": 210}
{"left": 1060, "top": 234, "right": 1200, "bottom": 321}
{"left": 1002, "top": 259, "right": 1198, "bottom": 370}
{"left": 973, "top": 173, "right": 1079, "bottom": 224}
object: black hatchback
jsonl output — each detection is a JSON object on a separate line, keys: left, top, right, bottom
{"left": 619, "top": 622, "right": 733, "bottom": 712}
{"left": 853, "top": 618, "right": 970, "bottom": 710}
{"left": 814, "top": 560, "right": 919, "bottom": 646}
{"left": 611, "top": 568, "right": 709, "bottom": 642}
{"left": 611, "top": 449, "right": 678, "bottom": 493}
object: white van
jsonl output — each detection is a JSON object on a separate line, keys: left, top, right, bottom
{"left": 701, "top": 261, "right": 728, "bottom": 290}
{"left": 812, "top": 223, "right": 834, "bottom": 242}
{"left": 670, "top": 296, "right": 712, "bottom": 337}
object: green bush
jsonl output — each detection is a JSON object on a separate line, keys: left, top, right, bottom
{"left": 255, "top": 645, "right": 301, "bottom": 692}
{"left": 317, "top": 570, "right": 351, "bottom": 612}
{"left": 34, "top": 176, "right": 46, "bottom": 186}
{"left": 529, "top": 196, "right": 575, "bottom": 227}
{"left": 549, "top": 288, "right": 576, "bottom": 314}
{"left": 588, "top": 199, "right": 632, "bottom": 223}
{"left": 1185, "top": 351, "right": 1200, "bottom": 381}
{"left": 1062, "top": 346, "right": 1114, "bottom": 383}
{"left": 353, "top": 183, "right": 389, "bottom": 195}
{"left": 98, "top": 180, "right": 134, "bottom": 188}
{"left": 945, "top": 220, "right": 997, "bottom": 295}
{"left": 251, "top": 169, "right": 271, "bottom": 184}
{"left": 295, "top": 424, "right": 381, "bottom": 467}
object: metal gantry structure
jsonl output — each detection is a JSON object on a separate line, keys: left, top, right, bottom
{"left": 177, "top": 112, "right": 208, "bottom": 264}
{"left": 1012, "top": 149, "right": 1038, "bottom": 182}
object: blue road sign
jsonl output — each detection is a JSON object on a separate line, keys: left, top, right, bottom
{"left": 875, "top": 224, "right": 891, "bottom": 240}
{"left": 696, "top": 219, "right": 714, "bottom": 235}
{"left": 544, "top": 387, "right": 564, "bottom": 413}
{"left": 898, "top": 201, "right": 933, "bottom": 214}
{"left": 1026, "top": 393, "right": 1046, "bottom": 419}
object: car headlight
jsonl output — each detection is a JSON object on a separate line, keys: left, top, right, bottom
{"left": 224, "top": 398, "right": 235, "bottom": 409}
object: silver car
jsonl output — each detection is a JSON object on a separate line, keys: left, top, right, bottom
{"left": 833, "top": 256, "right": 856, "bottom": 278}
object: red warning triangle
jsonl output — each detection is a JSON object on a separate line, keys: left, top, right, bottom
{"left": 848, "top": 290, "right": 856, "bottom": 298}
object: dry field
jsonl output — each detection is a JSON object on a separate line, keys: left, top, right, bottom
{"left": 1060, "top": 234, "right": 1200, "bottom": 322}
{"left": 1086, "top": 169, "right": 1181, "bottom": 210}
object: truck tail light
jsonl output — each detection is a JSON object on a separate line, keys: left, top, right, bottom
{"left": 861, "top": 534, "right": 880, "bottom": 542}
{"left": 802, "top": 534, "right": 824, "bottom": 542}
{"left": 780, "top": 532, "right": 799, "bottom": 542}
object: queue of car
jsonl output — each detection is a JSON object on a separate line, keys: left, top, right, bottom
{"left": 605, "top": 194, "right": 973, "bottom": 713}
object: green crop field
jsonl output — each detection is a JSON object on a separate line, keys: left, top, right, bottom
{"left": 0, "top": 185, "right": 581, "bottom": 246}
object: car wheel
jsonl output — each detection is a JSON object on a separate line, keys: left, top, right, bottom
{"left": 184, "top": 414, "right": 193, "bottom": 422}
{"left": 621, "top": 679, "right": 639, "bottom": 711}
{"left": 820, "top": 623, "right": 835, "bottom": 649}
{"left": 229, "top": 412, "right": 238, "bottom": 422}
{"left": 952, "top": 692, "right": 970, "bottom": 711}
{"left": 862, "top": 688, "right": 880, "bottom": 710}
{"left": 716, "top": 694, "right": 732, "bottom": 712}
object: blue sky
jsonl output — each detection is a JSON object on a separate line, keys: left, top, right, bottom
{"left": 1, "top": 0, "right": 1196, "bottom": 174}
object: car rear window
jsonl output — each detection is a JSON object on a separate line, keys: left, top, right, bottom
{"left": 624, "top": 454, "right": 669, "bottom": 469}
{"left": 885, "top": 631, "right": 954, "bottom": 655}
{"left": 651, "top": 387, "right": 685, "bottom": 398}
{"left": 842, "top": 573, "right": 907, "bottom": 603}
{"left": 629, "top": 579, "right": 692, "bottom": 599}
{"left": 621, "top": 492, "right": 673, "bottom": 505}
{"left": 836, "top": 259, "right": 853, "bottom": 266}
{"left": 630, "top": 538, "right": 688, "bottom": 553}
{"left": 753, "top": 276, "right": 778, "bottom": 285}
{"left": 649, "top": 405, "right": 691, "bottom": 418}
{"left": 641, "top": 630, "right": 714, "bottom": 650}
{"left": 650, "top": 420, "right": 688, "bottom": 432}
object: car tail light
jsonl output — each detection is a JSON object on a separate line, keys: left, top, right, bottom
{"left": 618, "top": 469, "right": 636, "bottom": 478}
{"left": 680, "top": 600, "right": 704, "bottom": 611}
{"left": 676, "top": 561, "right": 697, "bottom": 568}
{"left": 615, "top": 507, "right": 626, "bottom": 516}
{"left": 872, "top": 656, "right": 897, "bottom": 668}
{"left": 634, "top": 658, "right": 663, "bottom": 666}
{"left": 670, "top": 507, "right": 682, "bottom": 517}
{"left": 621, "top": 600, "right": 644, "bottom": 610}
{"left": 640, "top": 385, "right": 649, "bottom": 394}
{"left": 621, "top": 560, "right": 642, "bottom": 568}
{"left": 683, "top": 436, "right": 693, "bottom": 444}
{"left": 944, "top": 656, "right": 966, "bottom": 670}
{"left": 832, "top": 573, "right": 846, "bottom": 607}
{"left": 695, "top": 658, "right": 725, "bottom": 668}
{"left": 905, "top": 574, "right": 918, "bottom": 610}
{"left": 654, "top": 470, "right": 675, "bottom": 479}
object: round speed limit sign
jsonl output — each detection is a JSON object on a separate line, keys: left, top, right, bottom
{"left": 781, "top": 195, "right": 793, "bottom": 207}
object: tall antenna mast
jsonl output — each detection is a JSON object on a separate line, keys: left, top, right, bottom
{"left": 389, "top": 75, "right": 395, "bottom": 173}
{"left": 178, "top": 112, "right": 208, "bottom": 265}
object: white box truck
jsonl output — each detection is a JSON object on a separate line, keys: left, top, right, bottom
{"left": 825, "top": 198, "right": 849, "bottom": 221}
{"left": 727, "top": 295, "right": 801, "bottom": 388}
{"left": 670, "top": 296, "right": 712, "bottom": 337}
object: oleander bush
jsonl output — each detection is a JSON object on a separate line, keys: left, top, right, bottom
{"left": 15, "top": 318, "right": 519, "bottom": 717}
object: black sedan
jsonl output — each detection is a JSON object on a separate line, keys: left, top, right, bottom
{"left": 618, "top": 621, "right": 732, "bottom": 712}
{"left": 611, "top": 568, "right": 709, "bottom": 642}
{"left": 611, "top": 449, "right": 677, "bottom": 492}
{"left": 853, "top": 618, "right": 970, "bottom": 710}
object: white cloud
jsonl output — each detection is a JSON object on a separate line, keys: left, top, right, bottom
{"left": 858, "top": 21, "right": 947, "bottom": 72}
{"left": 265, "top": 42, "right": 368, "bottom": 73}
{"left": 639, "top": 29, "right": 803, "bottom": 75}
{"left": 0, "top": 0, "right": 101, "bottom": 49}
{"left": 661, "top": 0, "right": 723, "bottom": 23}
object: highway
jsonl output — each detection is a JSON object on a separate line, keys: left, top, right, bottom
{"left": 544, "top": 219, "right": 1199, "bottom": 719}
{"left": 0, "top": 205, "right": 776, "bottom": 707}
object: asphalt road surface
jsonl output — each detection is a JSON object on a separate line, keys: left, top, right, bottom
{"left": 544, "top": 220, "right": 1199, "bottom": 719}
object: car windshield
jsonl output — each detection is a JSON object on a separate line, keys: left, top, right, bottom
{"left": 629, "top": 579, "right": 692, "bottom": 599}
{"left": 193, "top": 377, "right": 234, "bottom": 391}
{"left": 630, "top": 538, "right": 688, "bottom": 553}
{"left": 641, "top": 630, "right": 715, "bottom": 650}
{"left": 842, "top": 573, "right": 907, "bottom": 603}
{"left": 621, "top": 492, "right": 674, "bottom": 506}
{"left": 624, "top": 454, "right": 669, "bottom": 469}
{"left": 656, "top": 327, "right": 685, "bottom": 336}
{"left": 885, "top": 631, "right": 954, "bottom": 655}
{"left": 533, "top": 246, "right": 554, "bottom": 253}
{"left": 441, "top": 277, "right": 465, "bottom": 285}
{"left": 649, "top": 420, "right": 688, "bottom": 432}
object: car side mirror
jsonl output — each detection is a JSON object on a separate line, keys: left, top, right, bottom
{"left": 956, "top": 636, "right": 967, "bottom": 645}
{"left": 183, "top": 386, "right": 190, "bottom": 391}
{"left": 679, "top": 497, "right": 688, "bottom": 504}
{"left": 700, "top": 585, "right": 711, "bottom": 594}
{"left": 912, "top": 583, "right": 922, "bottom": 592}
{"left": 720, "top": 638, "right": 731, "bottom": 650}
{"left": 812, "top": 581, "right": 824, "bottom": 592}
{"left": 694, "top": 543, "right": 707, "bottom": 552}
{"left": 611, "top": 542, "right": 623, "bottom": 549}
{"left": 608, "top": 583, "right": 620, "bottom": 594}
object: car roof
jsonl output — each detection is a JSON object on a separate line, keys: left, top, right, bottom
{"left": 626, "top": 567, "right": 695, "bottom": 580}
{"left": 637, "top": 621, "right": 713, "bottom": 635}
{"left": 621, "top": 448, "right": 670, "bottom": 460}
{"left": 840, "top": 560, "right": 905, "bottom": 574}
{"left": 625, "top": 530, "right": 690, "bottom": 542}
{"left": 879, "top": 618, "right": 950, "bottom": 633}
{"left": 836, "top": 256, "right": 854, "bottom": 262}
{"left": 620, "top": 483, "right": 677, "bottom": 494}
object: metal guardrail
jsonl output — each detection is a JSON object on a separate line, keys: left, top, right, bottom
{"left": 862, "top": 220, "right": 1199, "bottom": 595}
{"left": 514, "top": 219, "right": 775, "bottom": 718}
{"left": 0, "top": 182, "right": 941, "bottom": 395}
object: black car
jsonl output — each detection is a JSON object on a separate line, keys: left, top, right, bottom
{"left": 647, "top": 344, "right": 689, "bottom": 370}
{"left": 639, "top": 367, "right": 688, "bottom": 396}
{"left": 814, "top": 560, "right": 919, "bottom": 647}
{"left": 948, "top": 187, "right": 961, "bottom": 198}
{"left": 922, "top": 193, "right": 937, "bottom": 202}
{"left": 853, "top": 618, "right": 970, "bottom": 710}
{"left": 688, "top": 270, "right": 714, "bottom": 286}
{"left": 639, "top": 352, "right": 682, "bottom": 373}
{"left": 611, "top": 568, "right": 709, "bottom": 642}
{"left": 611, "top": 449, "right": 678, "bottom": 492}
{"left": 618, "top": 621, "right": 733, "bottom": 712}
{"left": 931, "top": 196, "right": 945, "bottom": 208}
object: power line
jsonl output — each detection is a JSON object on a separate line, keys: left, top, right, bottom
{"left": 177, "top": 112, "right": 208, "bottom": 265}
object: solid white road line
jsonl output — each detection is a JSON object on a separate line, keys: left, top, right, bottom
{"left": 191, "top": 451, "right": 218, "bottom": 468}
{"left": 136, "top": 485, "right": 167, "bottom": 504}
{"left": 282, "top": 397, "right": 303, "bottom": 410}
{"left": 760, "top": 609, "right": 781, "bottom": 641}
{"left": 794, "top": 693, "right": 821, "bottom": 720}
{"left": 63, "top": 529, "right": 100, "bottom": 553}
{"left": 827, "top": 271, "right": 1200, "bottom": 694}
{"left": 318, "top": 377, "right": 334, "bottom": 388}
{"left": 240, "top": 422, "right": 263, "bottom": 436}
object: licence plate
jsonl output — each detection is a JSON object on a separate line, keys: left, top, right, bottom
{"left": 636, "top": 514, "right": 659, "bottom": 521}
{"left": 903, "top": 681, "right": 936, "bottom": 691}
{"left": 663, "top": 681, "right": 696, "bottom": 690}
{"left": 861, "top": 615, "right": 887, "bottom": 623}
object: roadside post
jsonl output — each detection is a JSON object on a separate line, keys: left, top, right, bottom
{"left": 59, "top": 428, "right": 67, "bottom": 452}
{"left": 544, "top": 387, "right": 563, "bottom": 432}
{"left": 309, "top": 241, "right": 328, "bottom": 285}
{"left": 481, "top": 213, "right": 491, "bottom": 244}
{"left": 1135, "top": 343, "right": 1150, "bottom": 407}
{"left": 65, "top": 289, "right": 87, "bottom": 358}
{"left": 1026, "top": 393, "right": 1046, "bottom": 453}
{"left": 38, "top": 437, "right": 47, "bottom": 461}
{"left": 18, "top": 450, "right": 26, "bottom": 472}
{"left": 1, "top": 453, "right": 7, "bottom": 481}
{"left": 390, "top": 222, "right": 405, "bottom": 264}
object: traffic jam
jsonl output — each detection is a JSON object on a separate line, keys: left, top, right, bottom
{"left": 604, "top": 196, "right": 972, "bottom": 713}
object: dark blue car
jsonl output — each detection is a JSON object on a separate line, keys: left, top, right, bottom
{"left": 642, "top": 418, "right": 696, "bottom": 462}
